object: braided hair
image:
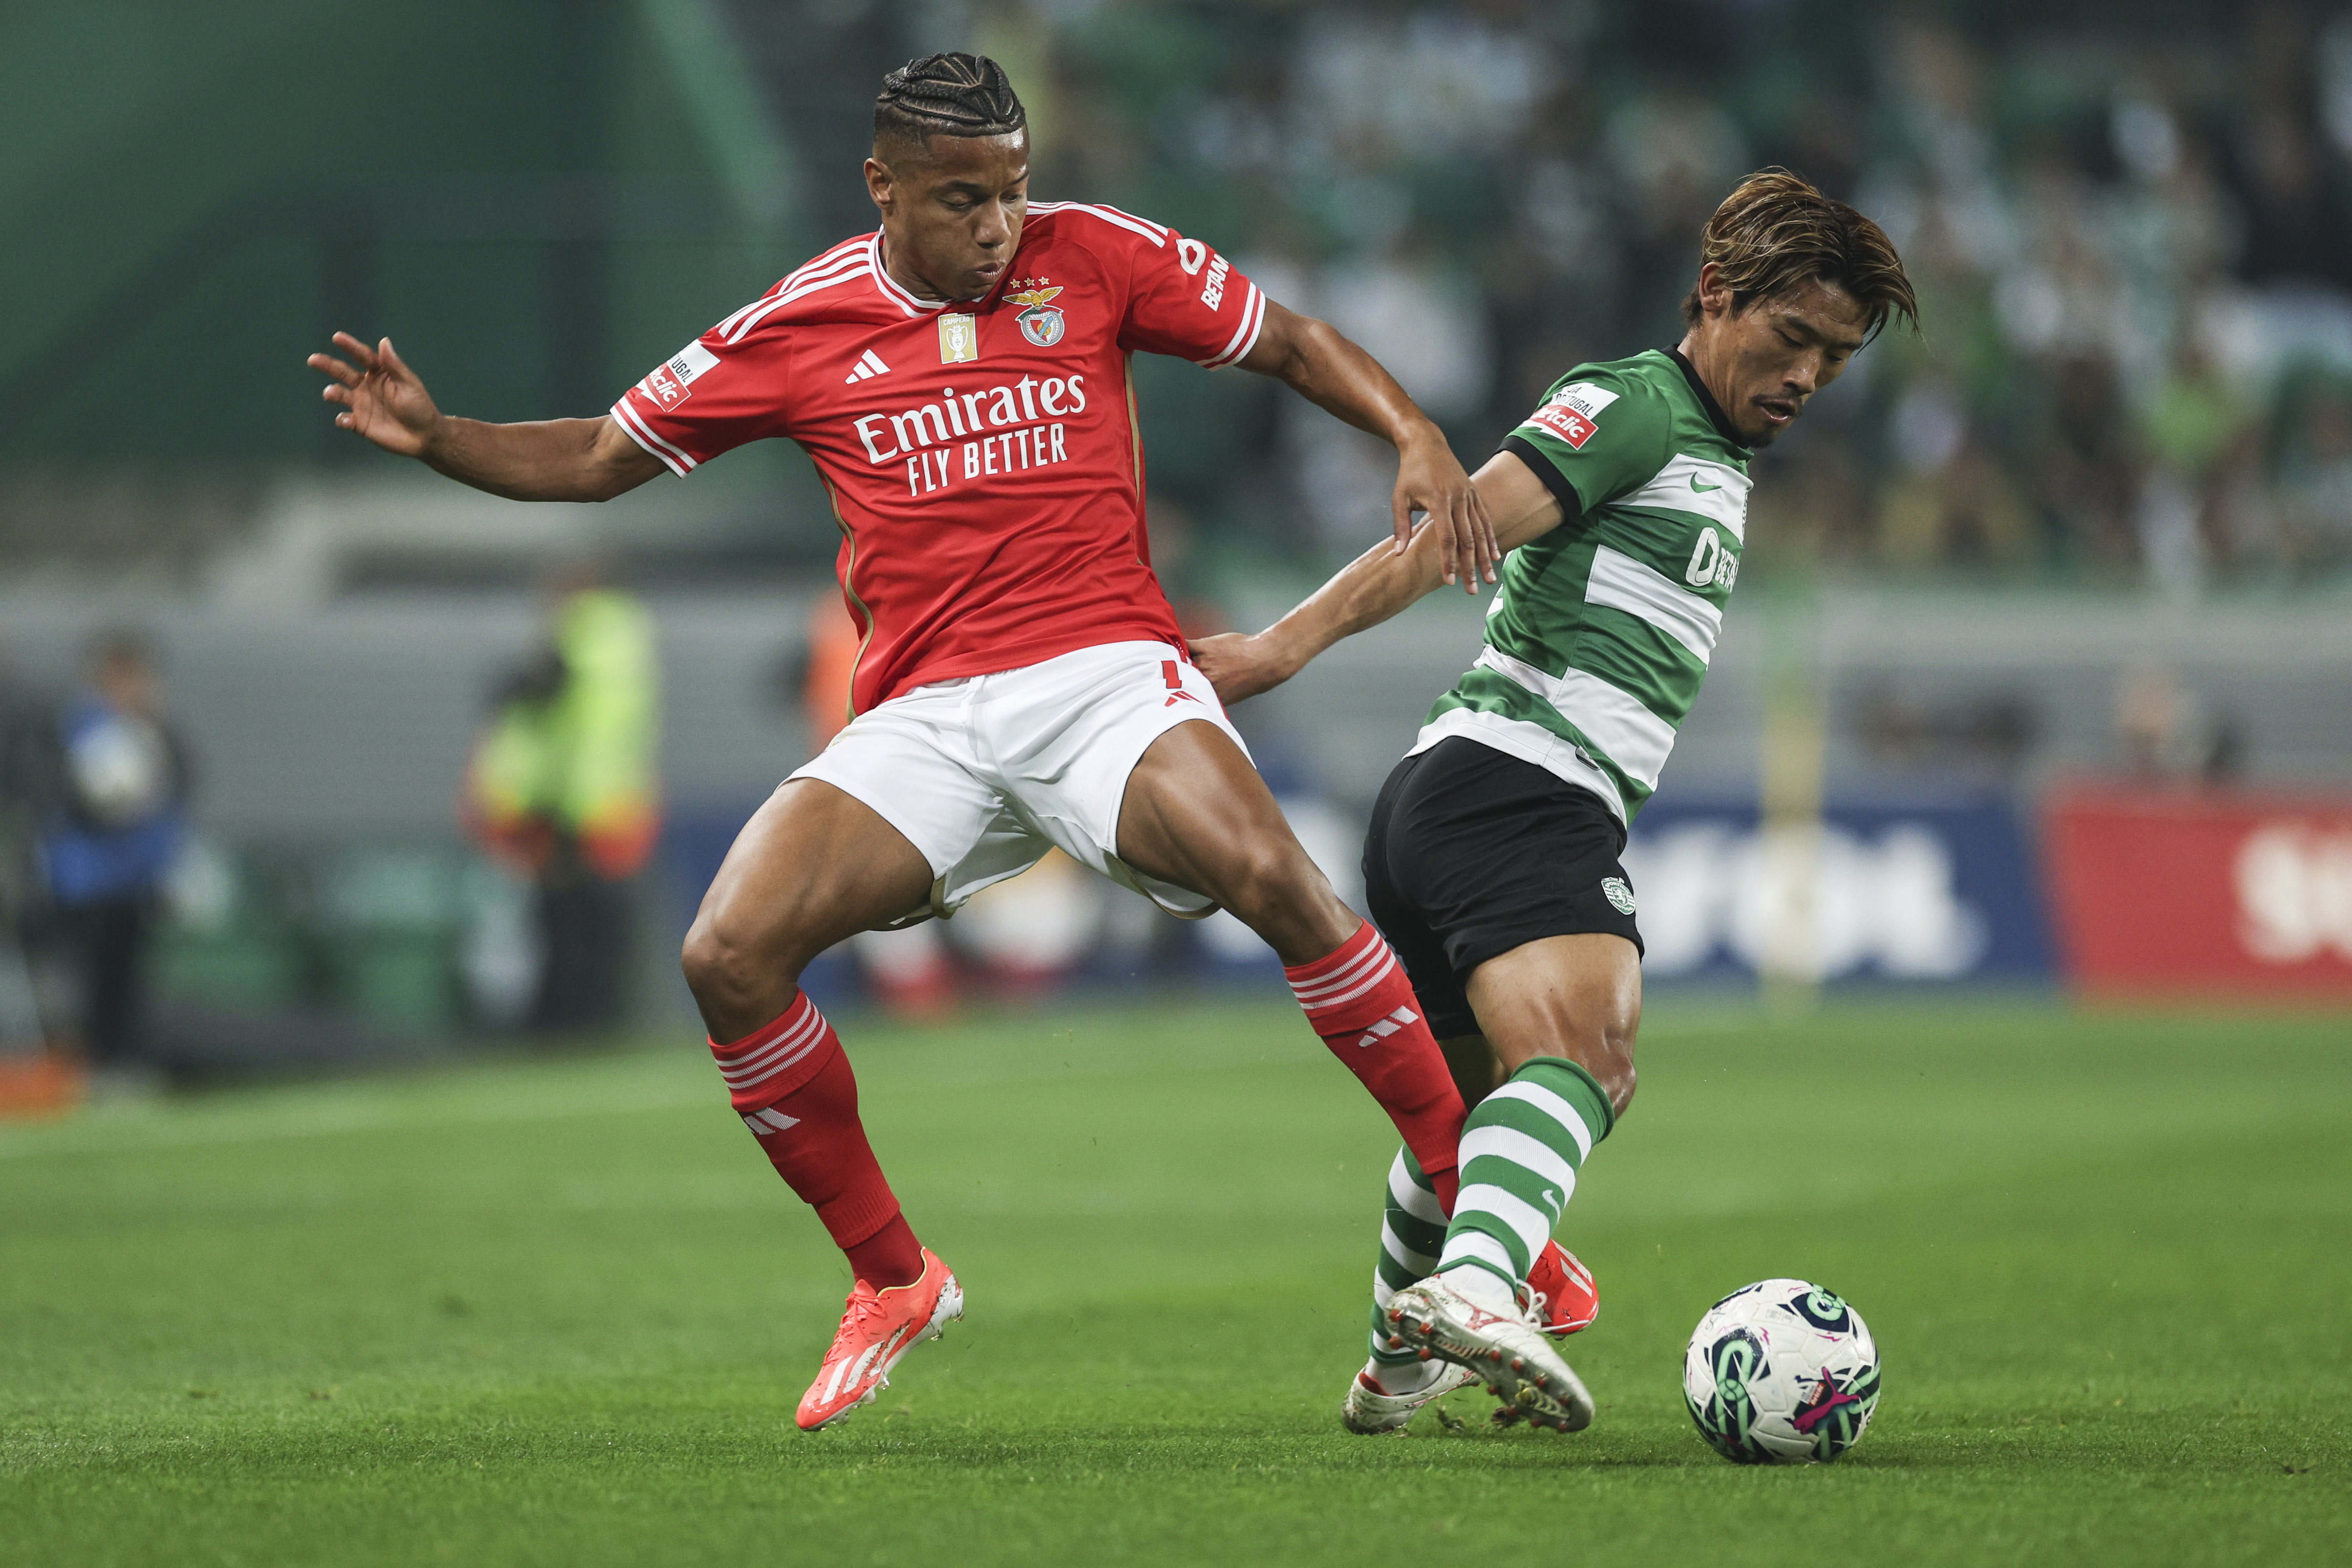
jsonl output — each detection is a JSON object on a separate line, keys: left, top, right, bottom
{"left": 874, "top": 52, "right": 1027, "bottom": 159}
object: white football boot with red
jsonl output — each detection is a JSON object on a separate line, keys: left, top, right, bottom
{"left": 1342, "top": 1240, "right": 1597, "bottom": 1433}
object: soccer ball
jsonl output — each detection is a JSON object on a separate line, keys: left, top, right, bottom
{"left": 1682, "top": 1278, "right": 1880, "bottom": 1463}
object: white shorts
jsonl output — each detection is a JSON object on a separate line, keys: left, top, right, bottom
{"left": 790, "top": 640, "right": 1251, "bottom": 926}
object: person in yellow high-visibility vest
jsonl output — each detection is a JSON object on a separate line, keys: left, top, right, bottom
{"left": 466, "top": 564, "right": 661, "bottom": 1031}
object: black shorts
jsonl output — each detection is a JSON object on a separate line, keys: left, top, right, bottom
{"left": 1361, "top": 736, "right": 1643, "bottom": 1039}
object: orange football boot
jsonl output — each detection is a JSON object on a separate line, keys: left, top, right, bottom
{"left": 796, "top": 1248, "right": 963, "bottom": 1431}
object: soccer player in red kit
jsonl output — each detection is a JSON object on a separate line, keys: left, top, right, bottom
{"left": 309, "top": 53, "right": 1499, "bottom": 1431}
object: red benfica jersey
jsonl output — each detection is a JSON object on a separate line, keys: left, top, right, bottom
{"left": 610, "top": 203, "right": 1267, "bottom": 713}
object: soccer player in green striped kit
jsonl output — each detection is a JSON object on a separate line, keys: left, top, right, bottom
{"left": 1197, "top": 170, "right": 1917, "bottom": 1433}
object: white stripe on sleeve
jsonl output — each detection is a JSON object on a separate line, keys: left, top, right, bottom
{"left": 723, "top": 261, "right": 873, "bottom": 342}
{"left": 610, "top": 398, "right": 696, "bottom": 475}
{"left": 1202, "top": 283, "right": 1265, "bottom": 368}
{"left": 715, "top": 237, "right": 867, "bottom": 336}
{"left": 1029, "top": 200, "right": 1169, "bottom": 244}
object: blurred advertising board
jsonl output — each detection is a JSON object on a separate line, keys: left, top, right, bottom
{"left": 2043, "top": 785, "right": 2352, "bottom": 999}
{"left": 669, "top": 794, "right": 2060, "bottom": 1003}
{"left": 1623, "top": 798, "right": 2054, "bottom": 985}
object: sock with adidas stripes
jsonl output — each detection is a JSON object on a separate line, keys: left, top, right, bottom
{"left": 1365, "top": 1143, "right": 1447, "bottom": 1372}
{"left": 1434, "top": 1056, "right": 1614, "bottom": 1303}
{"left": 709, "top": 991, "right": 924, "bottom": 1289}
{"left": 1284, "top": 922, "right": 1467, "bottom": 1209}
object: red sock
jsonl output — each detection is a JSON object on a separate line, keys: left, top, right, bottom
{"left": 844, "top": 1214, "right": 923, "bottom": 1290}
{"left": 711, "top": 993, "right": 922, "bottom": 1289}
{"left": 1285, "top": 922, "right": 1465, "bottom": 1211}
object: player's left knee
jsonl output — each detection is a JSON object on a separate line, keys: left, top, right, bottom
{"left": 681, "top": 910, "right": 798, "bottom": 1014}
{"left": 679, "top": 916, "right": 741, "bottom": 1004}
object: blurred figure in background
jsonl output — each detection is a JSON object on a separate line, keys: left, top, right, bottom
{"left": 33, "top": 633, "right": 190, "bottom": 1081}
{"left": 0, "top": 638, "right": 75, "bottom": 1113}
{"left": 465, "top": 563, "right": 661, "bottom": 1033}
{"left": 2276, "top": 379, "right": 2352, "bottom": 572}
{"left": 2116, "top": 662, "right": 2243, "bottom": 785}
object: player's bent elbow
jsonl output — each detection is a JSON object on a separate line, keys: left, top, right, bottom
{"left": 578, "top": 420, "right": 663, "bottom": 502}
{"left": 1291, "top": 313, "right": 1348, "bottom": 379}
{"left": 1248, "top": 302, "right": 1326, "bottom": 384}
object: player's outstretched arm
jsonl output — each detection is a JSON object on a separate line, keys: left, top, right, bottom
{"left": 1239, "top": 301, "right": 1497, "bottom": 589}
{"left": 1193, "top": 449, "right": 1564, "bottom": 706}
{"left": 307, "top": 332, "right": 664, "bottom": 502}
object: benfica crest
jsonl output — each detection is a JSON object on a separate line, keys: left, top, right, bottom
{"left": 1008, "top": 281, "right": 1066, "bottom": 348}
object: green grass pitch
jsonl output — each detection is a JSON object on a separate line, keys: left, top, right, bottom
{"left": 2, "top": 995, "right": 2346, "bottom": 1565}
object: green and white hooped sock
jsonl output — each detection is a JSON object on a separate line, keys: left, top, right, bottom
{"left": 1365, "top": 1144, "right": 1448, "bottom": 1368}
{"left": 1434, "top": 1057, "right": 1615, "bottom": 1305}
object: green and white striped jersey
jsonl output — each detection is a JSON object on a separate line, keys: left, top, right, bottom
{"left": 1412, "top": 348, "right": 1752, "bottom": 823}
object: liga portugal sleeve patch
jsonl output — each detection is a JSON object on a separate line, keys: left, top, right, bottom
{"left": 642, "top": 340, "right": 719, "bottom": 411}
{"left": 1526, "top": 381, "right": 1621, "bottom": 449}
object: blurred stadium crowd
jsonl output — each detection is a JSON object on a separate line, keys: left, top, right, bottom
{"left": 750, "top": 0, "right": 2352, "bottom": 590}
{"left": 4, "top": 1, "right": 2350, "bottom": 1092}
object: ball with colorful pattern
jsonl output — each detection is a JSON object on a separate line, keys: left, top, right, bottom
{"left": 1682, "top": 1278, "right": 1881, "bottom": 1463}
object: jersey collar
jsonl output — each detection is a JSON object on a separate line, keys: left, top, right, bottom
{"left": 867, "top": 232, "right": 1019, "bottom": 318}
{"left": 1665, "top": 347, "right": 1752, "bottom": 454}
{"left": 868, "top": 233, "right": 946, "bottom": 317}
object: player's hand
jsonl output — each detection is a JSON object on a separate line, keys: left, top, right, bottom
{"left": 308, "top": 332, "right": 441, "bottom": 459}
{"left": 1188, "top": 631, "right": 1294, "bottom": 707}
{"left": 1393, "top": 425, "right": 1497, "bottom": 592}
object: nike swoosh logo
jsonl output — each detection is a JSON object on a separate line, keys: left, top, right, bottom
{"left": 1690, "top": 476, "right": 1722, "bottom": 492}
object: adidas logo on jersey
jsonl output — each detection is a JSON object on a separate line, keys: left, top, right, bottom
{"left": 1357, "top": 1005, "right": 1419, "bottom": 1048}
{"left": 741, "top": 1107, "right": 802, "bottom": 1136}
{"left": 843, "top": 349, "right": 892, "bottom": 385}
